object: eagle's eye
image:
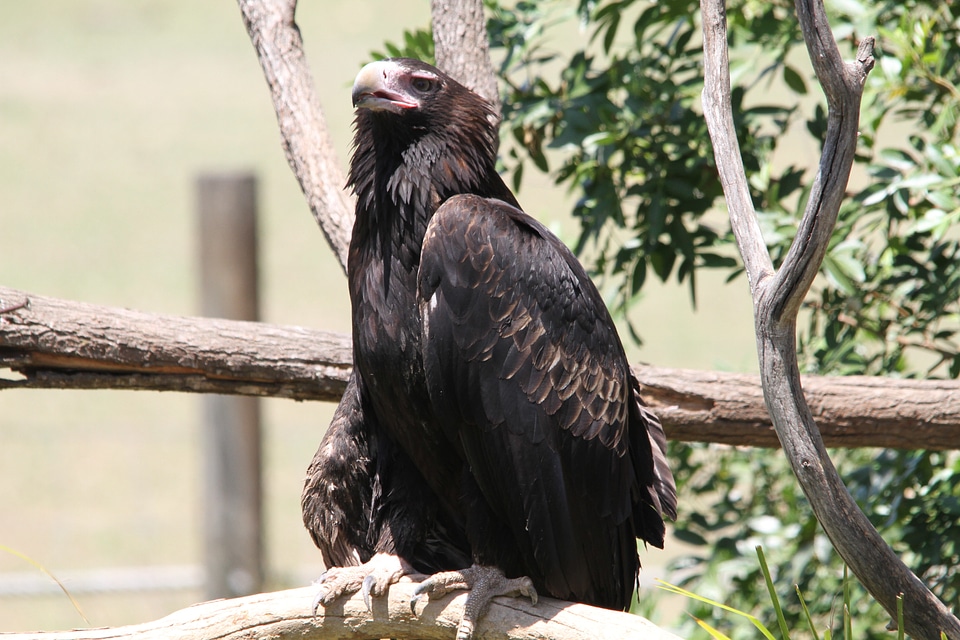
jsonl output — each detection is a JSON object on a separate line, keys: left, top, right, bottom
{"left": 410, "top": 76, "right": 436, "bottom": 93}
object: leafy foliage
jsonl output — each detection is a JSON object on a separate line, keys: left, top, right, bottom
{"left": 486, "top": 0, "right": 960, "bottom": 370}
{"left": 371, "top": 27, "right": 435, "bottom": 64}
{"left": 661, "top": 548, "right": 869, "bottom": 640}
{"left": 489, "top": 0, "right": 786, "bottom": 331}
{"left": 799, "top": 2, "right": 960, "bottom": 379}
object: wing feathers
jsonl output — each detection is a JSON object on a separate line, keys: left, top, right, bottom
{"left": 418, "top": 193, "right": 675, "bottom": 607}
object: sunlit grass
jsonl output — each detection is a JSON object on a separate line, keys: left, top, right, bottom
{"left": 659, "top": 546, "right": 921, "bottom": 640}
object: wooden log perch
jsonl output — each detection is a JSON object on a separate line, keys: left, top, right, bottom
{"left": 0, "top": 582, "right": 682, "bottom": 640}
{"left": 636, "top": 365, "right": 960, "bottom": 450}
{"left": 3, "top": 285, "right": 960, "bottom": 450}
{"left": 0, "top": 286, "right": 351, "bottom": 401}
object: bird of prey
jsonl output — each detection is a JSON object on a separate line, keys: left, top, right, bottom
{"left": 302, "top": 57, "right": 676, "bottom": 639}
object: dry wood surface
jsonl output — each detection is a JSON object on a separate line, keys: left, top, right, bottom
{"left": 3, "top": 285, "right": 959, "bottom": 451}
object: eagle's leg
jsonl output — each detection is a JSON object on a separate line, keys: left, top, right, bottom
{"left": 410, "top": 564, "right": 538, "bottom": 640}
{"left": 312, "top": 552, "right": 414, "bottom": 612}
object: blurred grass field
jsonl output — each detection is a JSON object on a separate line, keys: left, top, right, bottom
{"left": 0, "top": 0, "right": 758, "bottom": 632}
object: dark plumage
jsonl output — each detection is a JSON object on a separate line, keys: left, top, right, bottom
{"left": 302, "top": 58, "right": 676, "bottom": 627}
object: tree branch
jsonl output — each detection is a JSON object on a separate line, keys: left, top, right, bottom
{"left": 700, "top": 0, "right": 960, "bottom": 636}
{"left": 4, "top": 286, "right": 960, "bottom": 451}
{"left": 0, "top": 581, "right": 681, "bottom": 640}
{"left": 635, "top": 365, "right": 960, "bottom": 450}
{"left": 768, "top": 13, "right": 874, "bottom": 322}
{"left": 0, "top": 286, "right": 350, "bottom": 402}
{"left": 235, "top": 0, "right": 505, "bottom": 273}
{"left": 236, "top": 0, "right": 353, "bottom": 271}
{"left": 699, "top": 0, "right": 773, "bottom": 293}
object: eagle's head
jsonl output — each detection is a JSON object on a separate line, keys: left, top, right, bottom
{"left": 348, "top": 58, "right": 504, "bottom": 216}
{"left": 352, "top": 58, "right": 443, "bottom": 115}
{"left": 351, "top": 58, "right": 497, "bottom": 142}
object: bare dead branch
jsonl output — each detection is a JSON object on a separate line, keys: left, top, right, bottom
{"left": 235, "top": 0, "right": 504, "bottom": 273}
{"left": 0, "top": 286, "right": 350, "bottom": 402}
{"left": 635, "top": 365, "right": 960, "bottom": 450}
{"left": 699, "top": 0, "right": 960, "bottom": 636}
{"left": 0, "top": 581, "right": 681, "bottom": 640}
{"left": 236, "top": 0, "right": 353, "bottom": 271}
{"left": 769, "top": 22, "right": 874, "bottom": 321}
{"left": 699, "top": 0, "right": 772, "bottom": 293}
{"left": 4, "top": 286, "right": 960, "bottom": 451}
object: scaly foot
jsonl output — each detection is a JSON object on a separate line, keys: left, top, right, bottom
{"left": 312, "top": 552, "right": 412, "bottom": 612}
{"left": 410, "top": 564, "right": 538, "bottom": 640}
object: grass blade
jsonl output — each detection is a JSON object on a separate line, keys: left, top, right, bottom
{"left": 843, "top": 566, "right": 852, "bottom": 640}
{"left": 693, "top": 615, "right": 735, "bottom": 640}
{"left": 756, "top": 546, "right": 791, "bottom": 640}
{"left": 796, "top": 584, "right": 821, "bottom": 640}
{"left": 0, "top": 544, "right": 90, "bottom": 624}
{"left": 658, "top": 579, "right": 778, "bottom": 640}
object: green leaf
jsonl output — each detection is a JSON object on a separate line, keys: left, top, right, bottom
{"left": 878, "top": 148, "right": 918, "bottom": 172}
{"left": 581, "top": 130, "right": 617, "bottom": 150}
{"left": 673, "top": 527, "right": 708, "bottom": 546}
{"left": 602, "top": 11, "right": 620, "bottom": 54}
{"left": 782, "top": 65, "right": 808, "bottom": 94}
{"left": 511, "top": 160, "right": 524, "bottom": 193}
{"left": 860, "top": 184, "right": 892, "bottom": 207}
{"left": 630, "top": 257, "right": 647, "bottom": 295}
{"left": 896, "top": 172, "right": 944, "bottom": 190}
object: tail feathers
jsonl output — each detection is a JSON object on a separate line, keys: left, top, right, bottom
{"left": 639, "top": 401, "right": 678, "bottom": 522}
{"left": 629, "top": 375, "right": 677, "bottom": 549}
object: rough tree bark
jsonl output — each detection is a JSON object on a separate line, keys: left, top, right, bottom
{"left": 3, "top": 286, "right": 960, "bottom": 450}
{"left": 431, "top": 0, "right": 501, "bottom": 109}
{"left": 700, "top": 0, "right": 960, "bottom": 637}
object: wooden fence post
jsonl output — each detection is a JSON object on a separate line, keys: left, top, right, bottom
{"left": 196, "top": 172, "right": 264, "bottom": 599}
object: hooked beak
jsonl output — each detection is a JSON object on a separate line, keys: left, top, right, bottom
{"left": 352, "top": 60, "right": 418, "bottom": 114}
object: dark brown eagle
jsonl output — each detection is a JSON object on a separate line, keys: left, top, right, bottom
{"left": 301, "top": 57, "right": 676, "bottom": 638}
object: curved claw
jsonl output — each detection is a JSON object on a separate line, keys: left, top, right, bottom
{"left": 309, "top": 554, "right": 412, "bottom": 618}
{"left": 517, "top": 576, "right": 538, "bottom": 606}
{"left": 311, "top": 587, "right": 325, "bottom": 616}
{"left": 361, "top": 573, "right": 377, "bottom": 611}
{"left": 410, "top": 583, "right": 428, "bottom": 614}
